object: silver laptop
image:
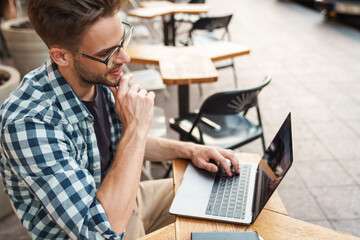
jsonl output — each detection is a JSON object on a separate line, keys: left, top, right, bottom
{"left": 170, "top": 113, "right": 293, "bottom": 225}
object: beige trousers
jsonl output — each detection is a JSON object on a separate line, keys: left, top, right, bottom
{"left": 123, "top": 178, "right": 175, "bottom": 240}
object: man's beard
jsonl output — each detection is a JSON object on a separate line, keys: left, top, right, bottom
{"left": 73, "top": 57, "right": 121, "bottom": 87}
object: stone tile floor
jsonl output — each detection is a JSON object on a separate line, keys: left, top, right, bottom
{"left": 1, "top": 0, "right": 359, "bottom": 238}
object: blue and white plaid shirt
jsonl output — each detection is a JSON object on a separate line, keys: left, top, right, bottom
{"left": 0, "top": 58, "right": 125, "bottom": 239}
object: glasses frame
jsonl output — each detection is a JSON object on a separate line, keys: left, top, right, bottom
{"left": 70, "top": 21, "right": 134, "bottom": 69}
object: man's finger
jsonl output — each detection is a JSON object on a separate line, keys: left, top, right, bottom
{"left": 210, "top": 150, "right": 232, "bottom": 176}
{"left": 129, "top": 83, "right": 141, "bottom": 94}
{"left": 202, "top": 161, "right": 218, "bottom": 173}
{"left": 222, "top": 149, "right": 239, "bottom": 174}
{"left": 147, "top": 91, "right": 155, "bottom": 100}
{"left": 119, "top": 74, "right": 133, "bottom": 97}
{"left": 138, "top": 89, "right": 148, "bottom": 96}
{"left": 108, "top": 86, "right": 117, "bottom": 97}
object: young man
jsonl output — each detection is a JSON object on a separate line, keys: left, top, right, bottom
{"left": 0, "top": 0, "right": 239, "bottom": 239}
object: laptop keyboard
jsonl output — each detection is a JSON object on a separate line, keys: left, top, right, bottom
{"left": 205, "top": 164, "right": 251, "bottom": 219}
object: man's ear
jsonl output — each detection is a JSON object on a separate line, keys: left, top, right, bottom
{"left": 49, "top": 47, "right": 72, "bottom": 67}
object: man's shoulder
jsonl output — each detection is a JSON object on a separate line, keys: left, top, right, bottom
{"left": 0, "top": 67, "right": 64, "bottom": 130}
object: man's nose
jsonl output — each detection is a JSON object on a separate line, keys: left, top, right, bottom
{"left": 116, "top": 48, "right": 130, "bottom": 64}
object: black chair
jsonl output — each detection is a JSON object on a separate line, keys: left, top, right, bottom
{"left": 181, "top": 14, "right": 237, "bottom": 94}
{"left": 189, "top": 0, "right": 205, "bottom": 3}
{"left": 185, "top": 14, "right": 233, "bottom": 45}
{"left": 169, "top": 75, "right": 271, "bottom": 153}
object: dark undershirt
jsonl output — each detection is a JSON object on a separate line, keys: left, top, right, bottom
{"left": 82, "top": 85, "right": 112, "bottom": 182}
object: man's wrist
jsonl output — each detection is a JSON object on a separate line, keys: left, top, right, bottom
{"left": 183, "top": 142, "right": 199, "bottom": 160}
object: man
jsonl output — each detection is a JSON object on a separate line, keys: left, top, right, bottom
{"left": 0, "top": 0, "right": 239, "bottom": 239}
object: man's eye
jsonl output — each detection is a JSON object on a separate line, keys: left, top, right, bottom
{"left": 98, "top": 53, "right": 109, "bottom": 58}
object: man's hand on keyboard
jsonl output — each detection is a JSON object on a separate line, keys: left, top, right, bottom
{"left": 213, "top": 159, "right": 239, "bottom": 177}
{"left": 190, "top": 145, "right": 239, "bottom": 177}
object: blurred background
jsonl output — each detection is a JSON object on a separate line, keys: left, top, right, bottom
{"left": 1, "top": 0, "right": 359, "bottom": 239}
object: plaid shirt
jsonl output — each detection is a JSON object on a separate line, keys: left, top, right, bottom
{"left": 0, "top": 58, "right": 125, "bottom": 239}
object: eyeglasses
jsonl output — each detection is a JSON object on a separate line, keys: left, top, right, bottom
{"left": 69, "top": 21, "right": 134, "bottom": 69}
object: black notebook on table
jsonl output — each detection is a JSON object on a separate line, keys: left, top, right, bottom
{"left": 191, "top": 231, "right": 259, "bottom": 240}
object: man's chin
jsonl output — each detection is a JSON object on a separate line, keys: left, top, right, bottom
{"left": 105, "top": 77, "right": 120, "bottom": 87}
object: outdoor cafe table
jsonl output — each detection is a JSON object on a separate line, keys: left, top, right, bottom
{"left": 137, "top": 152, "right": 360, "bottom": 240}
{"left": 127, "top": 1, "right": 208, "bottom": 46}
{"left": 126, "top": 41, "right": 250, "bottom": 118}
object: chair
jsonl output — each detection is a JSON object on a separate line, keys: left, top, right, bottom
{"left": 169, "top": 75, "right": 271, "bottom": 153}
{"left": 181, "top": 14, "right": 237, "bottom": 94}
{"left": 185, "top": 14, "right": 232, "bottom": 43}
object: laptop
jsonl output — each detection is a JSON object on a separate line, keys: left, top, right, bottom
{"left": 169, "top": 113, "right": 293, "bottom": 225}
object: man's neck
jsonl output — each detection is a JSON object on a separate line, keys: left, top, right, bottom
{"left": 58, "top": 65, "right": 96, "bottom": 101}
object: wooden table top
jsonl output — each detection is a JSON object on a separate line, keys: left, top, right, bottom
{"left": 126, "top": 42, "right": 250, "bottom": 65}
{"left": 137, "top": 152, "right": 360, "bottom": 240}
{"left": 248, "top": 209, "right": 360, "bottom": 240}
{"left": 127, "top": 1, "right": 208, "bottom": 19}
{"left": 159, "top": 55, "right": 217, "bottom": 85}
{"left": 126, "top": 41, "right": 250, "bottom": 85}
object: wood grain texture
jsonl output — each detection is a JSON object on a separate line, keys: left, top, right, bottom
{"left": 137, "top": 223, "right": 175, "bottom": 240}
{"left": 159, "top": 55, "right": 217, "bottom": 85}
{"left": 248, "top": 209, "right": 360, "bottom": 240}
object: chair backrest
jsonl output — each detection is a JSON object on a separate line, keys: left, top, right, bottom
{"left": 189, "top": 0, "right": 205, "bottom": 3}
{"left": 199, "top": 75, "right": 271, "bottom": 116}
{"left": 188, "top": 14, "right": 233, "bottom": 43}
{"left": 190, "top": 14, "right": 232, "bottom": 33}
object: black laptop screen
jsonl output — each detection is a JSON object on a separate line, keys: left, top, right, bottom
{"left": 252, "top": 113, "right": 293, "bottom": 222}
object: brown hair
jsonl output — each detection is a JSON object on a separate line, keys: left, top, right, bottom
{"left": 27, "top": 0, "right": 126, "bottom": 50}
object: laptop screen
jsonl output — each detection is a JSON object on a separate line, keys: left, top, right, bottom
{"left": 252, "top": 113, "right": 293, "bottom": 221}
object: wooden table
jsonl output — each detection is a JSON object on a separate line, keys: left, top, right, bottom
{"left": 137, "top": 152, "right": 360, "bottom": 240}
{"left": 126, "top": 41, "right": 250, "bottom": 118}
{"left": 127, "top": 1, "right": 208, "bottom": 46}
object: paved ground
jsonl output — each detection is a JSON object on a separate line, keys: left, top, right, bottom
{"left": 1, "top": 0, "right": 359, "bottom": 238}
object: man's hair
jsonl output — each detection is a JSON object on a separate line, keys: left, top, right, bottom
{"left": 28, "top": 0, "right": 126, "bottom": 50}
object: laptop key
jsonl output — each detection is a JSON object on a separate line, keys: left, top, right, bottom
{"left": 205, "top": 205, "right": 213, "bottom": 215}
{"left": 212, "top": 206, "right": 220, "bottom": 216}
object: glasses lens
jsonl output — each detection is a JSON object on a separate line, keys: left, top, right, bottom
{"left": 123, "top": 30, "right": 132, "bottom": 49}
{"left": 107, "top": 47, "right": 120, "bottom": 69}
{"left": 106, "top": 24, "right": 133, "bottom": 69}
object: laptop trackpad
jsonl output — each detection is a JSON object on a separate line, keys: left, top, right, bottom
{"left": 170, "top": 163, "right": 216, "bottom": 216}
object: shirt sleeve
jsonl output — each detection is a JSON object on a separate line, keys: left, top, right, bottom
{"left": 1, "top": 117, "right": 125, "bottom": 240}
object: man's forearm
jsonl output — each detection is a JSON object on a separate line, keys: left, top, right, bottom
{"left": 144, "top": 135, "right": 197, "bottom": 162}
{"left": 96, "top": 127, "right": 146, "bottom": 235}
